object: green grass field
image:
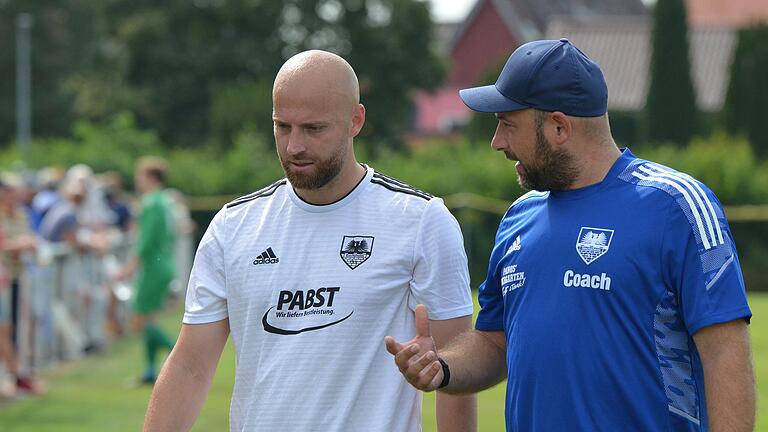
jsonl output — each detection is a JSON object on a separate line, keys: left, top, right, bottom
{"left": 0, "top": 293, "right": 765, "bottom": 431}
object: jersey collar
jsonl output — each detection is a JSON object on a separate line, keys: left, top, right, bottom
{"left": 287, "top": 164, "right": 374, "bottom": 213}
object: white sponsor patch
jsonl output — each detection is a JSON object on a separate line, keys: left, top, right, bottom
{"left": 501, "top": 264, "right": 526, "bottom": 295}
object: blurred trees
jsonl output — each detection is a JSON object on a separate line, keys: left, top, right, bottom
{"left": 723, "top": 24, "right": 768, "bottom": 159}
{"left": 464, "top": 57, "right": 506, "bottom": 145}
{"left": 99, "top": 0, "right": 285, "bottom": 148}
{"left": 4, "top": 113, "right": 768, "bottom": 286}
{"left": 0, "top": 0, "right": 443, "bottom": 150}
{"left": 0, "top": 1, "right": 106, "bottom": 142}
{"left": 644, "top": 0, "right": 698, "bottom": 146}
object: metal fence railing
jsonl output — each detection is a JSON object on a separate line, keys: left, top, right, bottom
{"left": 6, "top": 230, "right": 193, "bottom": 379}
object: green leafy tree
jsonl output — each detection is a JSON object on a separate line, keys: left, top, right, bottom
{"left": 100, "top": 0, "right": 443, "bottom": 149}
{"left": 0, "top": 1, "right": 106, "bottom": 144}
{"left": 723, "top": 24, "right": 768, "bottom": 159}
{"left": 209, "top": 80, "right": 274, "bottom": 146}
{"left": 644, "top": 0, "right": 698, "bottom": 146}
{"left": 1, "top": 1, "right": 444, "bottom": 151}
{"left": 101, "top": 0, "right": 286, "bottom": 148}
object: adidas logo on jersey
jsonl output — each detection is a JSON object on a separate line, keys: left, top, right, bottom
{"left": 507, "top": 235, "right": 522, "bottom": 254}
{"left": 253, "top": 247, "right": 279, "bottom": 265}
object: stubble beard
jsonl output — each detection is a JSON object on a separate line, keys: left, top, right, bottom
{"left": 517, "top": 119, "right": 579, "bottom": 192}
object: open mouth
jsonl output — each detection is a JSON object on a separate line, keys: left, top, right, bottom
{"left": 515, "top": 161, "right": 526, "bottom": 176}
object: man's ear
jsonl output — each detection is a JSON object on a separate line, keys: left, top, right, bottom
{"left": 549, "top": 111, "right": 572, "bottom": 146}
{"left": 351, "top": 104, "right": 366, "bottom": 138}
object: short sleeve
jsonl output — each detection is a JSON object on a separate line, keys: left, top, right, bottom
{"left": 662, "top": 190, "right": 752, "bottom": 335}
{"left": 408, "top": 198, "right": 473, "bottom": 320}
{"left": 183, "top": 208, "right": 229, "bottom": 324}
{"left": 475, "top": 213, "right": 510, "bottom": 331}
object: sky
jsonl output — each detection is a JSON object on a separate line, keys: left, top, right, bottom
{"left": 427, "top": 0, "right": 476, "bottom": 23}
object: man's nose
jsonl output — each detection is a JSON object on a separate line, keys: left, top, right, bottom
{"left": 490, "top": 124, "right": 505, "bottom": 151}
{"left": 286, "top": 129, "right": 307, "bottom": 156}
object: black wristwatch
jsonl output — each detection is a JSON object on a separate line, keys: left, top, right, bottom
{"left": 437, "top": 357, "right": 450, "bottom": 389}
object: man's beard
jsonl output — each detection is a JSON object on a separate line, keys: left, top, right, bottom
{"left": 517, "top": 120, "right": 579, "bottom": 192}
{"left": 280, "top": 145, "right": 346, "bottom": 190}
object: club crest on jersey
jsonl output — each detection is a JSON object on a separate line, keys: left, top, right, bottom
{"left": 340, "top": 236, "right": 374, "bottom": 270}
{"left": 575, "top": 227, "right": 614, "bottom": 265}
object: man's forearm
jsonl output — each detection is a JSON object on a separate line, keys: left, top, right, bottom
{"left": 439, "top": 330, "right": 506, "bottom": 395}
{"left": 144, "top": 321, "right": 229, "bottom": 432}
{"left": 694, "top": 320, "right": 756, "bottom": 432}
{"left": 143, "top": 349, "right": 216, "bottom": 431}
{"left": 702, "top": 352, "right": 755, "bottom": 431}
{"left": 430, "top": 315, "right": 477, "bottom": 431}
{"left": 701, "top": 347, "right": 755, "bottom": 431}
{"left": 436, "top": 392, "right": 476, "bottom": 432}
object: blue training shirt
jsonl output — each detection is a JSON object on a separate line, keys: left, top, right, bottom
{"left": 476, "top": 149, "right": 752, "bottom": 432}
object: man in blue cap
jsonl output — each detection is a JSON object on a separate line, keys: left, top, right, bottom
{"left": 386, "top": 39, "right": 756, "bottom": 431}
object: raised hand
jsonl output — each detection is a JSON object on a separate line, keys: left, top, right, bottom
{"left": 384, "top": 304, "right": 444, "bottom": 392}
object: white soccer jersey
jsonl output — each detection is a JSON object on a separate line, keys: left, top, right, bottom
{"left": 183, "top": 165, "right": 473, "bottom": 432}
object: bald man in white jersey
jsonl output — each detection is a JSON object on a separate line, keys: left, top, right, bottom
{"left": 143, "top": 51, "right": 476, "bottom": 431}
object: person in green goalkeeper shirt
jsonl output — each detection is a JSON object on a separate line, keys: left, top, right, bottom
{"left": 116, "top": 156, "right": 176, "bottom": 384}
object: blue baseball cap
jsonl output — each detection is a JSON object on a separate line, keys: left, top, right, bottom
{"left": 459, "top": 38, "right": 608, "bottom": 117}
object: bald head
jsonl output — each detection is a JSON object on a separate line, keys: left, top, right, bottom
{"left": 271, "top": 50, "right": 367, "bottom": 204}
{"left": 273, "top": 50, "right": 360, "bottom": 111}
